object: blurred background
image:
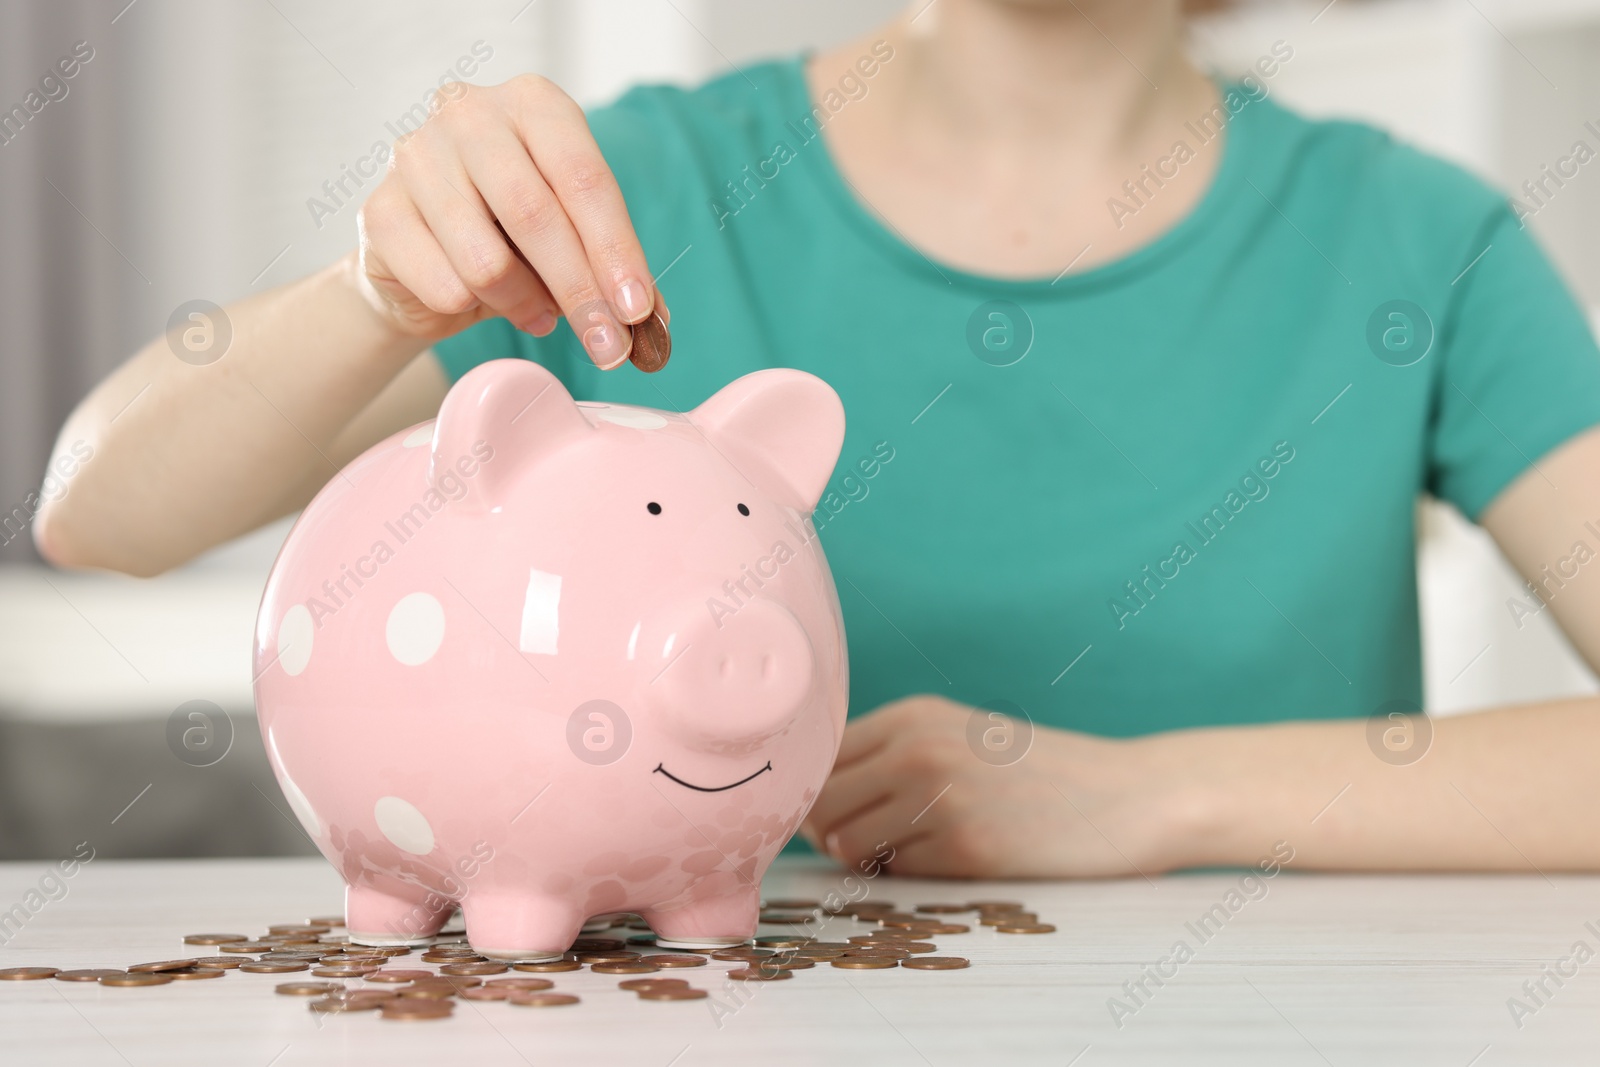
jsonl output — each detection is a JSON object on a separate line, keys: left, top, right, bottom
{"left": 1, "top": 0, "right": 1596, "bottom": 859}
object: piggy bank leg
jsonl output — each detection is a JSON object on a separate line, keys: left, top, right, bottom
{"left": 643, "top": 886, "right": 760, "bottom": 949}
{"left": 346, "top": 884, "right": 455, "bottom": 947}
{"left": 463, "top": 891, "right": 587, "bottom": 963}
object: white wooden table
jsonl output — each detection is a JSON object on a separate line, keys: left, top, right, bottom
{"left": 0, "top": 855, "right": 1592, "bottom": 1065}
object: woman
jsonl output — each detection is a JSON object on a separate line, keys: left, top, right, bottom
{"left": 35, "top": 1, "right": 1600, "bottom": 878}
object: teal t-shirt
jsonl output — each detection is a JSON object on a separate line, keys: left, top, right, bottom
{"left": 436, "top": 57, "right": 1600, "bottom": 736}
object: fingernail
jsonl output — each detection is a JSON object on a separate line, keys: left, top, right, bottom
{"left": 823, "top": 832, "right": 842, "bottom": 861}
{"left": 614, "top": 277, "right": 651, "bottom": 323}
{"left": 582, "top": 315, "right": 631, "bottom": 369}
{"left": 528, "top": 311, "right": 556, "bottom": 336}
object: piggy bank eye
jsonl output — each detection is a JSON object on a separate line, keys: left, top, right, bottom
{"left": 647, "top": 502, "right": 662, "bottom": 515}
{"left": 737, "top": 503, "right": 750, "bottom": 516}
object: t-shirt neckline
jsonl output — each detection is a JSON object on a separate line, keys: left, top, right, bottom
{"left": 773, "top": 54, "right": 1256, "bottom": 296}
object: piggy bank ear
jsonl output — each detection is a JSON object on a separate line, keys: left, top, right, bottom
{"left": 429, "top": 358, "right": 592, "bottom": 510}
{"left": 690, "top": 369, "right": 845, "bottom": 513}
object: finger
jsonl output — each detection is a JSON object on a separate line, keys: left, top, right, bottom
{"left": 359, "top": 189, "right": 476, "bottom": 318}
{"left": 823, "top": 791, "right": 937, "bottom": 872}
{"left": 396, "top": 145, "right": 553, "bottom": 334}
{"left": 496, "top": 222, "right": 560, "bottom": 335}
{"left": 508, "top": 84, "right": 656, "bottom": 325}
{"left": 800, "top": 748, "right": 897, "bottom": 844}
{"left": 833, "top": 704, "right": 912, "bottom": 770}
{"left": 458, "top": 129, "right": 631, "bottom": 367}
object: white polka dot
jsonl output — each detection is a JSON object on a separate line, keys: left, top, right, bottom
{"left": 402, "top": 422, "right": 435, "bottom": 448}
{"left": 278, "top": 604, "right": 314, "bottom": 676}
{"left": 386, "top": 592, "right": 445, "bottom": 666}
{"left": 375, "top": 796, "right": 435, "bottom": 855}
{"left": 591, "top": 406, "right": 667, "bottom": 430}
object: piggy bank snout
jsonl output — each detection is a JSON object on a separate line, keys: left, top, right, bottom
{"left": 655, "top": 598, "right": 814, "bottom": 745}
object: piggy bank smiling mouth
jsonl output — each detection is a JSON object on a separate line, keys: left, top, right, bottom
{"left": 653, "top": 761, "right": 774, "bottom": 792}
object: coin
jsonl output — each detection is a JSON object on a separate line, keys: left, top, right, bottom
{"left": 484, "top": 978, "right": 554, "bottom": 991}
{"left": 439, "top": 961, "right": 507, "bottom": 976}
{"left": 129, "top": 959, "right": 198, "bottom": 973}
{"left": 396, "top": 986, "right": 456, "bottom": 1000}
{"left": 574, "top": 951, "right": 639, "bottom": 964}
{"left": 167, "top": 967, "right": 225, "bottom": 980}
{"left": 628, "top": 310, "right": 671, "bottom": 373}
{"left": 635, "top": 987, "right": 707, "bottom": 1001}
{"left": 190, "top": 957, "right": 244, "bottom": 970}
{"left": 269, "top": 924, "right": 332, "bottom": 935}
{"left": 508, "top": 992, "right": 581, "bottom": 1007}
{"left": 457, "top": 986, "right": 511, "bottom": 1001}
{"left": 308, "top": 995, "right": 383, "bottom": 1012}
{"left": 762, "top": 899, "right": 821, "bottom": 910}
{"left": 381, "top": 1000, "right": 455, "bottom": 1020}
{"left": 754, "top": 935, "right": 815, "bottom": 948}
{"left": 979, "top": 913, "right": 1036, "bottom": 927}
{"left": 844, "top": 947, "right": 910, "bottom": 960}
{"left": 570, "top": 937, "right": 625, "bottom": 950}
{"left": 100, "top": 973, "right": 174, "bottom": 986}
{"left": 913, "top": 904, "right": 970, "bottom": 914}
{"left": 967, "top": 900, "right": 1024, "bottom": 911}
{"left": 900, "top": 956, "right": 971, "bottom": 970}
{"left": 929, "top": 923, "right": 970, "bottom": 935}
{"left": 591, "top": 962, "right": 659, "bottom": 974}
{"left": 759, "top": 957, "right": 815, "bottom": 971}
{"left": 364, "top": 969, "right": 433, "bottom": 983}
{"left": 0, "top": 967, "right": 58, "bottom": 981}
{"left": 183, "top": 933, "right": 248, "bottom": 945}
{"left": 995, "top": 922, "right": 1056, "bottom": 934}
{"left": 642, "top": 954, "right": 708, "bottom": 968}
{"left": 276, "top": 982, "right": 341, "bottom": 996}
{"left": 414, "top": 975, "right": 481, "bottom": 990}
{"left": 239, "top": 961, "right": 311, "bottom": 973}
{"left": 727, "top": 967, "right": 791, "bottom": 981}
{"left": 312, "top": 966, "right": 377, "bottom": 978}
{"left": 831, "top": 957, "right": 897, "bottom": 970}
{"left": 710, "top": 949, "right": 771, "bottom": 961}
{"left": 219, "top": 941, "right": 275, "bottom": 953}
{"left": 318, "top": 953, "right": 384, "bottom": 964}
{"left": 618, "top": 978, "right": 688, "bottom": 992}
{"left": 54, "top": 969, "right": 125, "bottom": 982}
{"left": 309, "top": 915, "right": 346, "bottom": 927}
{"left": 512, "top": 959, "right": 582, "bottom": 973}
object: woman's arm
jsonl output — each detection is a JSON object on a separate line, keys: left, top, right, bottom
{"left": 802, "top": 427, "right": 1600, "bottom": 878}
{"left": 37, "top": 74, "right": 663, "bottom": 577}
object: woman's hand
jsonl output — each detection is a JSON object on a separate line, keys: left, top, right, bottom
{"left": 356, "top": 75, "right": 664, "bottom": 364}
{"left": 799, "top": 695, "right": 1197, "bottom": 879}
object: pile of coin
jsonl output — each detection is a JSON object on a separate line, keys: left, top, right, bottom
{"left": 0, "top": 896, "right": 1053, "bottom": 1019}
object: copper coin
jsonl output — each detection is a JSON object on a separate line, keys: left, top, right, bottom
{"left": 642, "top": 954, "right": 708, "bottom": 968}
{"left": 364, "top": 969, "right": 434, "bottom": 983}
{"left": 239, "top": 960, "right": 311, "bottom": 973}
{"left": 513, "top": 959, "right": 581, "bottom": 973}
{"left": 219, "top": 941, "right": 275, "bottom": 953}
{"left": 183, "top": 933, "right": 248, "bottom": 945}
{"left": 508, "top": 992, "right": 581, "bottom": 1007}
{"left": 710, "top": 949, "right": 771, "bottom": 961}
{"left": 312, "top": 966, "right": 377, "bottom": 978}
{"left": 591, "top": 962, "right": 659, "bottom": 974}
{"left": 308, "top": 996, "right": 383, "bottom": 1012}
{"left": 168, "top": 967, "right": 225, "bottom": 980}
{"left": 54, "top": 969, "right": 125, "bottom": 982}
{"left": 440, "top": 961, "right": 507, "bottom": 975}
{"left": 484, "top": 977, "right": 555, "bottom": 991}
{"left": 420, "top": 952, "right": 484, "bottom": 964}
{"left": 574, "top": 951, "right": 639, "bottom": 964}
{"left": 635, "top": 987, "right": 706, "bottom": 1001}
{"left": 995, "top": 922, "right": 1056, "bottom": 934}
{"left": 101, "top": 973, "right": 174, "bottom": 986}
{"left": 0, "top": 967, "right": 58, "bottom": 980}
{"left": 397, "top": 986, "right": 456, "bottom": 1000}
{"left": 628, "top": 310, "right": 671, "bottom": 373}
{"left": 618, "top": 978, "right": 688, "bottom": 992}
{"left": 457, "top": 986, "right": 511, "bottom": 1001}
{"left": 967, "top": 900, "right": 1025, "bottom": 911}
{"left": 979, "top": 913, "right": 1036, "bottom": 927}
{"left": 901, "top": 956, "right": 971, "bottom": 970}
{"left": 831, "top": 957, "right": 897, "bottom": 970}
{"left": 269, "top": 924, "right": 332, "bottom": 935}
{"left": 190, "top": 957, "right": 243, "bottom": 970}
{"left": 128, "top": 958, "right": 197, "bottom": 973}
{"left": 413, "top": 975, "right": 481, "bottom": 990}
{"left": 309, "top": 915, "right": 346, "bottom": 927}
{"left": 762, "top": 899, "right": 821, "bottom": 910}
{"left": 755, "top": 935, "right": 815, "bottom": 948}
{"left": 570, "top": 937, "right": 625, "bottom": 950}
{"left": 726, "top": 967, "right": 791, "bottom": 981}
{"left": 319, "top": 953, "right": 385, "bottom": 964}
{"left": 791, "top": 948, "right": 848, "bottom": 960}
{"left": 929, "top": 923, "right": 970, "bottom": 935}
{"left": 845, "top": 947, "right": 910, "bottom": 960}
{"left": 277, "top": 981, "right": 341, "bottom": 996}
{"left": 914, "top": 904, "right": 971, "bottom": 914}
{"left": 381, "top": 1001, "right": 455, "bottom": 1020}
{"left": 760, "top": 957, "right": 815, "bottom": 971}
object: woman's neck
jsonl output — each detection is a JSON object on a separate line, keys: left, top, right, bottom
{"left": 807, "top": 0, "right": 1223, "bottom": 278}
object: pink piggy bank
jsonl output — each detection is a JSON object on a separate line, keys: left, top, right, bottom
{"left": 253, "top": 359, "right": 848, "bottom": 959}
